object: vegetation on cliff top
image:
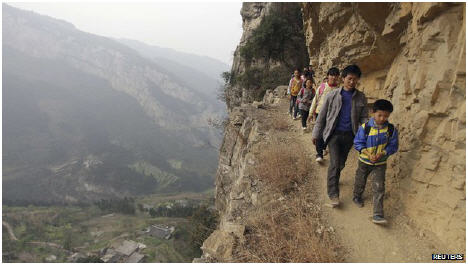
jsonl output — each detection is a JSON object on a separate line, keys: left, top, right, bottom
{"left": 219, "top": 3, "right": 308, "bottom": 105}
{"left": 239, "top": 5, "right": 305, "bottom": 64}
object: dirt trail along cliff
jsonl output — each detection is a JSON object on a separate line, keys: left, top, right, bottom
{"left": 198, "top": 2, "right": 465, "bottom": 262}
{"left": 302, "top": 3, "right": 466, "bottom": 252}
{"left": 198, "top": 88, "right": 454, "bottom": 262}
{"left": 285, "top": 102, "right": 447, "bottom": 263}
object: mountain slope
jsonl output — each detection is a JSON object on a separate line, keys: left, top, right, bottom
{"left": 198, "top": 89, "right": 447, "bottom": 262}
{"left": 117, "top": 38, "right": 230, "bottom": 82}
{"left": 116, "top": 38, "right": 226, "bottom": 112}
{"left": 2, "top": 4, "right": 223, "bottom": 203}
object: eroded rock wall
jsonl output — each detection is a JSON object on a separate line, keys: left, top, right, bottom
{"left": 302, "top": 2, "right": 465, "bottom": 251}
{"left": 226, "top": 2, "right": 270, "bottom": 109}
{"left": 226, "top": 3, "right": 308, "bottom": 110}
{"left": 194, "top": 88, "right": 285, "bottom": 262}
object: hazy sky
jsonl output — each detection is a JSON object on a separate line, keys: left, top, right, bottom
{"left": 8, "top": 2, "right": 244, "bottom": 65}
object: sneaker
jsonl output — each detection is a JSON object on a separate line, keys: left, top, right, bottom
{"left": 325, "top": 197, "right": 340, "bottom": 208}
{"left": 315, "top": 156, "right": 323, "bottom": 163}
{"left": 353, "top": 197, "right": 364, "bottom": 208}
{"left": 372, "top": 215, "right": 388, "bottom": 224}
{"left": 302, "top": 127, "right": 307, "bottom": 130}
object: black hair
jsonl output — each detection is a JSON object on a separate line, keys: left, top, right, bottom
{"left": 294, "top": 68, "right": 301, "bottom": 73}
{"left": 341, "top": 64, "right": 362, "bottom": 78}
{"left": 305, "top": 78, "right": 314, "bottom": 87}
{"left": 373, "top": 99, "right": 393, "bottom": 113}
{"left": 327, "top": 67, "right": 340, "bottom": 76}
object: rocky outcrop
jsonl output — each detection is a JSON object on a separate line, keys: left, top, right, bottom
{"left": 226, "top": 2, "right": 270, "bottom": 110}
{"left": 195, "top": 87, "right": 286, "bottom": 262}
{"left": 302, "top": 2, "right": 465, "bottom": 251}
{"left": 201, "top": 3, "right": 465, "bottom": 262}
{"left": 225, "top": 3, "right": 308, "bottom": 110}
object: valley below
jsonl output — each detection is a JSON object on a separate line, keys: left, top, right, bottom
{"left": 2, "top": 191, "right": 217, "bottom": 263}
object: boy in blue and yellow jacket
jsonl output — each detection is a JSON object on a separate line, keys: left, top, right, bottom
{"left": 352, "top": 99, "right": 398, "bottom": 224}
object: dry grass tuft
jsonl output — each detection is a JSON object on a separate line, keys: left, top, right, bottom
{"left": 255, "top": 140, "right": 310, "bottom": 193}
{"left": 234, "top": 186, "right": 339, "bottom": 262}
{"left": 233, "top": 139, "right": 340, "bottom": 262}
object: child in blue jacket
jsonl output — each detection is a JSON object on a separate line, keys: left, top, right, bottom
{"left": 352, "top": 99, "right": 398, "bottom": 224}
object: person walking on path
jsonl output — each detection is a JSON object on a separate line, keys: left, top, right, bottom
{"left": 287, "top": 69, "right": 303, "bottom": 119}
{"left": 352, "top": 99, "right": 398, "bottom": 224}
{"left": 297, "top": 78, "right": 316, "bottom": 130}
{"left": 308, "top": 65, "right": 315, "bottom": 81}
{"left": 311, "top": 64, "right": 369, "bottom": 208}
{"left": 309, "top": 67, "right": 340, "bottom": 162}
{"left": 302, "top": 67, "right": 315, "bottom": 88}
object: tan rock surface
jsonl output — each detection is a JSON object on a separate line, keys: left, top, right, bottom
{"left": 198, "top": 3, "right": 465, "bottom": 262}
{"left": 302, "top": 2, "right": 465, "bottom": 251}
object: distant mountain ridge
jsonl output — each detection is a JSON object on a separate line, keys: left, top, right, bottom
{"left": 117, "top": 38, "right": 230, "bottom": 81}
{"left": 2, "top": 3, "right": 225, "bottom": 203}
{"left": 116, "top": 38, "right": 227, "bottom": 113}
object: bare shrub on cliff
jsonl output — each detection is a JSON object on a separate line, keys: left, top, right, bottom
{"left": 255, "top": 140, "right": 310, "bottom": 192}
{"left": 234, "top": 183, "right": 339, "bottom": 262}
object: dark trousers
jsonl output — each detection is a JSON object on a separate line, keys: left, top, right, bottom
{"left": 314, "top": 112, "right": 325, "bottom": 157}
{"left": 289, "top": 96, "right": 299, "bottom": 117}
{"left": 353, "top": 161, "right": 387, "bottom": 216}
{"left": 300, "top": 109, "right": 309, "bottom": 127}
{"left": 326, "top": 131, "right": 354, "bottom": 198}
{"left": 316, "top": 137, "right": 325, "bottom": 158}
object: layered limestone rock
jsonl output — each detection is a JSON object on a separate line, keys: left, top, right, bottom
{"left": 302, "top": 2, "right": 465, "bottom": 251}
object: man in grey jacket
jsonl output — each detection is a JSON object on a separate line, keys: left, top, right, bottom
{"left": 312, "top": 65, "right": 368, "bottom": 207}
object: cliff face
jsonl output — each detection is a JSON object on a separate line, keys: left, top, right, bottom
{"left": 196, "top": 4, "right": 311, "bottom": 260}
{"left": 225, "top": 2, "right": 308, "bottom": 110}
{"left": 302, "top": 2, "right": 465, "bottom": 251}
{"left": 199, "top": 2, "right": 466, "bottom": 262}
{"left": 197, "top": 87, "right": 313, "bottom": 262}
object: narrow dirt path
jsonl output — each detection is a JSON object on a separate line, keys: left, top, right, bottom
{"left": 3, "top": 218, "right": 73, "bottom": 254}
{"left": 3, "top": 221, "right": 18, "bottom": 241}
{"left": 278, "top": 97, "right": 441, "bottom": 262}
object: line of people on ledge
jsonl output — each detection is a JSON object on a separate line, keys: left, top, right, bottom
{"left": 287, "top": 64, "right": 399, "bottom": 224}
